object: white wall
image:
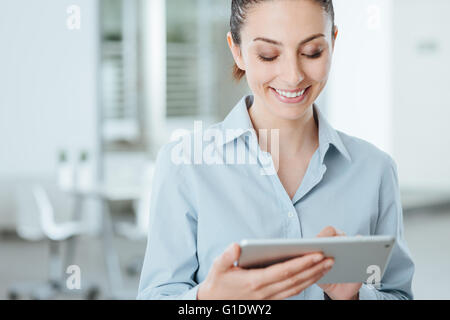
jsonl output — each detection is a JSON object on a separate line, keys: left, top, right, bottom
{"left": 329, "top": 0, "right": 450, "bottom": 192}
{"left": 328, "top": 0, "right": 393, "bottom": 155}
{"left": 392, "top": 0, "right": 450, "bottom": 191}
{"left": 0, "top": 0, "right": 99, "bottom": 228}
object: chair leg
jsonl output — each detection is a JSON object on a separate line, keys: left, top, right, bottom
{"left": 48, "top": 240, "right": 63, "bottom": 284}
{"left": 65, "top": 194, "right": 83, "bottom": 267}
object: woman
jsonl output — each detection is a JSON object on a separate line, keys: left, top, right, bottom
{"left": 137, "top": 0, "right": 414, "bottom": 300}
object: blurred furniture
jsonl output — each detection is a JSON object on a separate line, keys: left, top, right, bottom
{"left": 114, "top": 162, "right": 154, "bottom": 240}
{"left": 8, "top": 184, "right": 100, "bottom": 300}
{"left": 114, "top": 163, "right": 154, "bottom": 277}
{"left": 68, "top": 182, "right": 143, "bottom": 299}
{"left": 121, "top": 194, "right": 151, "bottom": 277}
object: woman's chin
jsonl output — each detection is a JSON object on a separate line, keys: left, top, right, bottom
{"left": 268, "top": 103, "right": 312, "bottom": 122}
{"left": 263, "top": 91, "right": 313, "bottom": 121}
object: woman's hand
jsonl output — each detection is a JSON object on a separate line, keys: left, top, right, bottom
{"left": 197, "top": 242, "right": 334, "bottom": 300}
{"left": 316, "top": 226, "right": 363, "bottom": 300}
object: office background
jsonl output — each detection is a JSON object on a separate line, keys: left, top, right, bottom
{"left": 0, "top": 0, "right": 449, "bottom": 299}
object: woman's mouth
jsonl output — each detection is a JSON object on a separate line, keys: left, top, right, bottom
{"left": 270, "top": 86, "right": 311, "bottom": 104}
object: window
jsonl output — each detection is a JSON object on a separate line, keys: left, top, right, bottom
{"left": 100, "top": 0, "right": 144, "bottom": 151}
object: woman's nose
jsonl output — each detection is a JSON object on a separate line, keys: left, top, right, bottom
{"left": 280, "top": 56, "right": 304, "bottom": 86}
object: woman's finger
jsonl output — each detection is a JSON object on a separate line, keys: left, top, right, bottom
{"left": 212, "top": 243, "right": 241, "bottom": 274}
{"left": 250, "top": 252, "right": 324, "bottom": 289}
{"left": 261, "top": 258, "right": 334, "bottom": 299}
{"left": 316, "top": 225, "right": 339, "bottom": 238}
{"left": 265, "top": 265, "right": 330, "bottom": 300}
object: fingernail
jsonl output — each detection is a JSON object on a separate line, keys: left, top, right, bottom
{"left": 313, "top": 254, "right": 323, "bottom": 263}
{"left": 324, "top": 259, "right": 334, "bottom": 268}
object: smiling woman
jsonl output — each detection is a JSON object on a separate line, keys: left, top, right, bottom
{"left": 137, "top": 0, "right": 415, "bottom": 301}
{"left": 227, "top": 0, "right": 336, "bottom": 123}
{"left": 230, "top": 0, "right": 335, "bottom": 81}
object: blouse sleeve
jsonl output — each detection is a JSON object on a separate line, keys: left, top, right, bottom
{"left": 359, "top": 155, "right": 415, "bottom": 300}
{"left": 137, "top": 142, "right": 200, "bottom": 300}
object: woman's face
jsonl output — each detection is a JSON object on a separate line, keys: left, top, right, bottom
{"left": 228, "top": 0, "right": 336, "bottom": 121}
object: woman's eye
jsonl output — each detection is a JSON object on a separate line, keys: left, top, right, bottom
{"left": 257, "top": 50, "right": 323, "bottom": 62}
{"left": 304, "top": 51, "right": 323, "bottom": 59}
{"left": 258, "top": 55, "right": 278, "bottom": 62}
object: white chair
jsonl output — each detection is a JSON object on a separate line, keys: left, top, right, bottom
{"left": 8, "top": 183, "right": 100, "bottom": 300}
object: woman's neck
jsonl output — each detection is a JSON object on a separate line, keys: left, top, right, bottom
{"left": 248, "top": 96, "right": 319, "bottom": 157}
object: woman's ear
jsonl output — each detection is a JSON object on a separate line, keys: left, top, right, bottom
{"left": 227, "top": 32, "right": 246, "bottom": 71}
{"left": 332, "top": 25, "right": 338, "bottom": 51}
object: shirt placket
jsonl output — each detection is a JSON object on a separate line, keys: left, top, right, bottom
{"left": 260, "top": 149, "right": 328, "bottom": 239}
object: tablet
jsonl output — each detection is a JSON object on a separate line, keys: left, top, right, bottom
{"left": 237, "top": 235, "right": 395, "bottom": 284}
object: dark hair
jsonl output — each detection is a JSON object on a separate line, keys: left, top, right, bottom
{"left": 230, "top": 0, "right": 335, "bottom": 81}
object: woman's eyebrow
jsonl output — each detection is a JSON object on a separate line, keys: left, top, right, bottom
{"left": 253, "top": 33, "right": 325, "bottom": 46}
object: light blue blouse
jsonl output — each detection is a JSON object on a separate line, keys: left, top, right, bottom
{"left": 137, "top": 95, "right": 415, "bottom": 300}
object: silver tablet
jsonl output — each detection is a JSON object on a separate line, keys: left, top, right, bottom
{"left": 238, "top": 235, "right": 395, "bottom": 284}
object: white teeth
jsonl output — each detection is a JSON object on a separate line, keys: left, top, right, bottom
{"left": 275, "top": 88, "right": 306, "bottom": 98}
